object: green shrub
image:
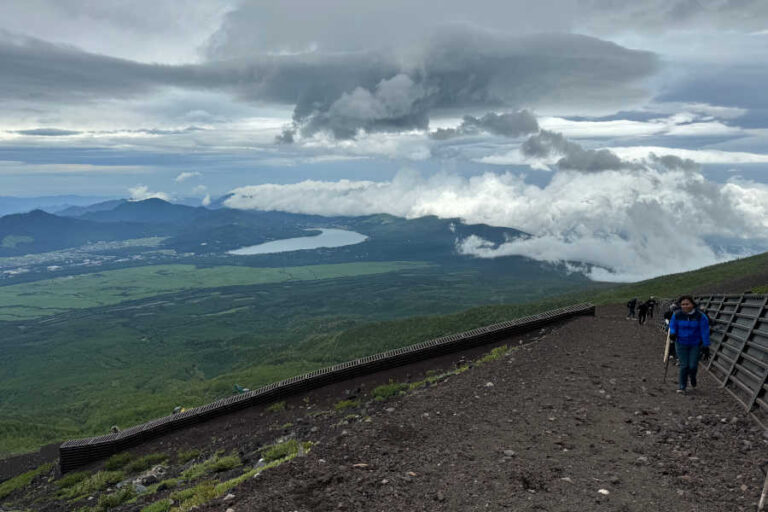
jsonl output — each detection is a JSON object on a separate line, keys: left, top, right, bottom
{"left": 334, "top": 399, "right": 360, "bottom": 411}
{"left": 56, "top": 470, "right": 90, "bottom": 489}
{"left": 0, "top": 462, "right": 53, "bottom": 499}
{"left": 170, "top": 481, "right": 217, "bottom": 511}
{"left": 176, "top": 448, "right": 201, "bottom": 464}
{"left": 371, "top": 380, "right": 409, "bottom": 401}
{"left": 261, "top": 439, "right": 311, "bottom": 462}
{"left": 476, "top": 344, "right": 509, "bottom": 365}
{"left": 97, "top": 486, "right": 135, "bottom": 509}
{"left": 266, "top": 401, "right": 286, "bottom": 412}
{"left": 140, "top": 498, "right": 173, "bottom": 512}
{"left": 181, "top": 454, "right": 241, "bottom": 480}
{"left": 124, "top": 453, "right": 167, "bottom": 474}
{"left": 104, "top": 452, "right": 133, "bottom": 470}
{"left": 58, "top": 470, "right": 125, "bottom": 500}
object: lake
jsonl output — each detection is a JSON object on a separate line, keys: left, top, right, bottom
{"left": 228, "top": 228, "right": 369, "bottom": 255}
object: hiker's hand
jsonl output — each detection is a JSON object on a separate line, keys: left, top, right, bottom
{"left": 669, "top": 333, "right": 677, "bottom": 342}
{"left": 701, "top": 346, "right": 711, "bottom": 361}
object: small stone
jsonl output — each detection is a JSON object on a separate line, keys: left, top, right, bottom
{"left": 609, "top": 475, "right": 620, "bottom": 484}
{"left": 598, "top": 489, "right": 610, "bottom": 495}
{"left": 310, "top": 426, "right": 319, "bottom": 433}
{"left": 561, "top": 477, "right": 573, "bottom": 483}
{"left": 741, "top": 484, "right": 748, "bottom": 492}
{"left": 223, "top": 493, "right": 236, "bottom": 501}
{"left": 134, "top": 484, "right": 148, "bottom": 494}
{"left": 503, "top": 450, "right": 516, "bottom": 457}
{"left": 485, "top": 382, "right": 494, "bottom": 387}
{"left": 227, "top": 509, "right": 235, "bottom": 512}
{"left": 436, "top": 491, "right": 446, "bottom": 501}
{"left": 381, "top": 479, "right": 389, "bottom": 485}
{"left": 385, "top": 407, "right": 395, "bottom": 413}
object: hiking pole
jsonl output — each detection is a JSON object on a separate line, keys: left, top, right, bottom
{"left": 663, "top": 330, "right": 671, "bottom": 383}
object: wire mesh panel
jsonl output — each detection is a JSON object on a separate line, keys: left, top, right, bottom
{"left": 697, "top": 294, "right": 768, "bottom": 428}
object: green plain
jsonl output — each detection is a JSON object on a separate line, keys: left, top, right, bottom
{"left": 0, "top": 262, "right": 430, "bottom": 321}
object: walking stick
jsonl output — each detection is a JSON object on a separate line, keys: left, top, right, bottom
{"left": 663, "top": 330, "right": 671, "bottom": 383}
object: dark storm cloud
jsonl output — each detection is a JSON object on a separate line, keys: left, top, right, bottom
{"left": 431, "top": 111, "right": 539, "bottom": 140}
{"left": 0, "top": 26, "right": 657, "bottom": 139}
{"left": 522, "top": 130, "right": 637, "bottom": 172}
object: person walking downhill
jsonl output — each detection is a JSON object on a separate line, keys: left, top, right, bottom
{"left": 647, "top": 297, "right": 657, "bottom": 319}
{"left": 637, "top": 301, "right": 649, "bottom": 325}
{"left": 626, "top": 297, "right": 637, "bottom": 320}
{"left": 669, "top": 295, "right": 711, "bottom": 393}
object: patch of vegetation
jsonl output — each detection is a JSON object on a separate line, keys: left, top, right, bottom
{"left": 371, "top": 380, "right": 410, "bottom": 401}
{"left": 334, "top": 399, "right": 360, "bottom": 412}
{"left": 181, "top": 453, "right": 241, "bottom": 481}
{"left": 475, "top": 344, "right": 510, "bottom": 365}
{"left": 0, "top": 462, "right": 52, "bottom": 500}
{"left": 56, "top": 470, "right": 90, "bottom": 489}
{"left": 0, "top": 261, "right": 430, "bottom": 321}
{"left": 124, "top": 453, "right": 167, "bottom": 474}
{"left": 170, "top": 480, "right": 218, "bottom": 511}
{"left": 141, "top": 499, "right": 172, "bottom": 512}
{"left": 97, "top": 487, "right": 135, "bottom": 510}
{"left": 104, "top": 452, "right": 133, "bottom": 470}
{"left": 266, "top": 401, "right": 286, "bottom": 413}
{"left": 176, "top": 449, "right": 200, "bottom": 464}
{"left": 262, "top": 439, "right": 312, "bottom": 462}
{"left": 58, "top": 470, "right": 125, "bottom": 500}
{"left": 1, "top": 235, "right": 34, "bottom": 249}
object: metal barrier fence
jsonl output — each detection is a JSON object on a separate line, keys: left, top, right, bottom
{"left": 696, "top": 294, "right": 768, "bottom": 430}
{"left": 59, "top": 303, "right": 595, "bottom": 472}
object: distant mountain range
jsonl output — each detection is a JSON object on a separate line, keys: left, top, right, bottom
{"left": 0, "top": 198, "right": 529, "bottom": 263}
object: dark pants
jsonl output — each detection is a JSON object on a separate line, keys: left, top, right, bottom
{"left": 627, "top": 307, "right": 635, "bottom": 318}
{"left": 638, "top": 311, "right": 647, "bottom": 324}
{"left": 676, "top": 342, "right": 700, "bottom": 390}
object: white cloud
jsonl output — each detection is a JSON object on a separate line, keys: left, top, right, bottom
{"left": 201, "top": 194, "right": 211, "bottom": 206}
{"left": 226, "top": 166, "right": 768, "bottom": 282}
{"left": 537, "top": 112, "right": 744, "bottom": 139}
{"left": 192, "top": 184, "right": 207, "bottom": 194}
{"left": 608, "top": 146, "right": 768, "bottom": 164}
{"left": 128, "top": 184, "right": 171, "bottom": 201}
{"left": 175, "top": 171, "right": 201, "bottom": 182}
{"left": 0, "top": 160, "right": 148, "bottom": 175}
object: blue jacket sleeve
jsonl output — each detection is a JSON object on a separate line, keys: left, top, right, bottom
{"left": 700, "top": 313, "right": 710, "bottom": 346}
{"left": 669, "top": 313, "right": 677, "bottom": 335}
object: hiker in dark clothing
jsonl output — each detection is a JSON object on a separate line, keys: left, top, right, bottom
{"left": 626, "top": 297, "right": 638, "bottom": 319}
{"left": 638, "top": 301, "right": 649, "bottom": 325}
{"left": 669, "top": 295, "right": 710, "bottom": 393}
{"left": 647, "top": 297, "right": 657, "bottom": 318}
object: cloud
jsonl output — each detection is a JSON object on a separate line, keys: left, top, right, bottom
{"left": 578, "top": 0, "right": 768, "bottom": 34}
{"left": 431, "top": 111, "right": 539, "bottom": 140}
{"left": 520, "top": 130, "right": 637, "bottom": 172}
{"left": 201, "top": 194, "right": 211, "bottom": 206}
{"left": 13, "top": 128, "right": 82, "bottom": 136}
{"left": 0, "top": 26, "right": 657, "bottom": 139}
{"left": 175, "top": 171, "right": 201, "bottom": 182}
{"left": 128, "top": 184, "right": 170, "bottom": 201}
{"left": 225, "top": 155, "right": 768, "bottom": 282}
{"left": 608, "top": 146, "right": 768, "bottom": 164}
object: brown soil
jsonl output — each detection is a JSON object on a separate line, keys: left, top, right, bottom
{"left": 196, "top": 305, "right": 766, "bottom": 512}
{"left": 3, "top": 305, "right": 765, "bottom": 512}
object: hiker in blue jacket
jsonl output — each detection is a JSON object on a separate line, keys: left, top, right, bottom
{"left": 669, "top": 295, "right": 710, "bottom": 393}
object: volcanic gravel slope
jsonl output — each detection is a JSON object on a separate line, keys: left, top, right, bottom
{"left": 197, "top": 305, "right": 765, "bottom": 512}
{"left": 2, "top": 305, "right": 766, "bottom": 512}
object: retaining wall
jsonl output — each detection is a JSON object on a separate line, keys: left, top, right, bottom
{"left": 59, "top": 302, "right": 595, "bottom": 472}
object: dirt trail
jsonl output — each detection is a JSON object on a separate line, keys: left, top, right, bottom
{"left": 4, "top": 305, "right": 766, "bottom": 512}
{"left": 198, "top": 305, "right": 765, "bottom": 512}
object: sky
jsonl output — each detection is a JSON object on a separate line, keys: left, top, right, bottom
{"left": 1, "top": 0, "right": 768, "bottom": 281}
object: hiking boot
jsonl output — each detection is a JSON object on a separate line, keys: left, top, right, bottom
{"left": 690, "top": 376, "right": 697, "bottom": 388}
{"left": 676, "top": 388, "right": 686, "bottom": 394}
